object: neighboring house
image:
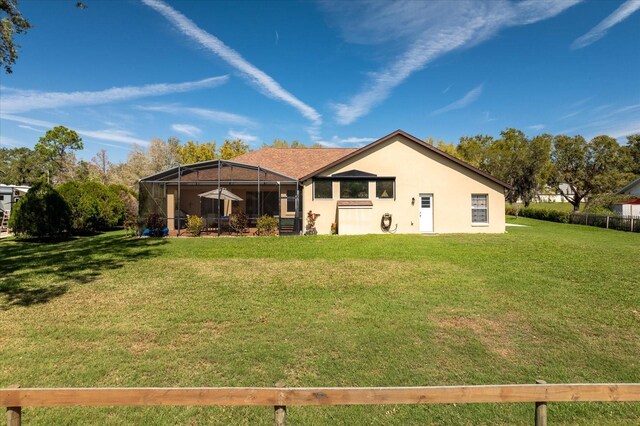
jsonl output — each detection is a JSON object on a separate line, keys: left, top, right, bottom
{"left": 535, "top": 184, "right": 573, "bottom": 203}
{"left": 139, "top": 130, "right": 510, "bottom": 235}
{"left": 0, "top": 184, "right": 30, "bottom": 214}
{"left": 614, "top": 177, "right": 640, "bottom": 216}
{"left": 612, "top": 199, "right": 640, "bottom": 217}
{"left": 0, "top": 184, "right": 30, "bottom": 232}
{"left": 617, "top": 177, "right": 640, "bottom": 197}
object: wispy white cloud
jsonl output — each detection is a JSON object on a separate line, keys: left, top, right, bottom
{"left": 17, "top": 124, "right": 42, "bottom": 132}
{"left": 556, "top": 102, "right": 640, "bottom": 139}
{"left": 591, "top": 104, "right": 612, "bottom": 114}
{"left": 559, "top": 110, "right": 582, "bottom": 120}
{"left": 227, "top": 129, "right": 258, "bottom": 143}
{"left": 572, "top": 0, "right": 640, "bottom": 49}
{"left": 142, "top": 0, "right": 321, "bottom": 126}
{"left": 566, "top": 97, "right": 592, "bottom": 109}
{"left": 0, "top": 114, "right": 150, "bottom": 146}
{"left": 171, "top": 124, "right": 202, "bottom": 138}
{"left": 318, "top": 135, "right": 375, "bottom": 147}
{"left": 324, "top": 0, "right": 581, "bottom": 124}
{"left": 443, "top": 84, "right": 453, "bottom": 94}
{"left": 432, "top": 84, "right": 483, "bottom": 115}
{"left": 137, "top": 104, "right": 256, "bottom": 127}
{"left": 79, "top": 129, "right": 149, "bottom": 147}
{"left": 529, "top": 124, "right": 545, "bottom": 131}
{"left": 0, "top": 135, "right": 23, "bottom": 147}
{"left": 599, "top": 123, "right": 640, "bottom": 140}
{"left": 0, "top": 76, "right": 228, "bottom": 114}
{"left": 482, "top": 110, "right": 497, "bottom": 122}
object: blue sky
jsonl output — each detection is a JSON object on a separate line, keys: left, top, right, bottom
{"left": 1, "top": 0, "right": 639, "bottom": 162}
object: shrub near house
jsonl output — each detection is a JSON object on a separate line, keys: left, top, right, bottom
{"left": 9, "top": 181, "right": 71, "bottom": 238}
{"left": 57, "top": 181, "right": 125, "bottom": 234}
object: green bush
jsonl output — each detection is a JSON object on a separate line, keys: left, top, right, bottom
{"left": 9, "top": 181, "right": 71, "bottom": 238}
{"left": 186, "top": 214, "right": 205, "bottom": 236}
{"left": 505, "top": 204, "right": 520, "bottom": 216}
{"left": 256, "top": 215, "right": 278, "bottom": 236}
{"left": 57, "top": 181, "right": 124, "bottom": 234}
{"left": 517, "top": 207, "right": 570, "bottom": 223}
{"left": 109, "top": 185, "right": 138, "bottom": 236}
{"left": 229, "top": 212, "right": 247, "bottom": 235}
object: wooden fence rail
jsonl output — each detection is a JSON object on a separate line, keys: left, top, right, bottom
{"left": 2, "top": 383, "right": 640, "bottom": 425}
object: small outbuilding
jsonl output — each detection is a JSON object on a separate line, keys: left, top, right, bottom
{"left": 612, "top": 199, "right": 640, "bottom": 217}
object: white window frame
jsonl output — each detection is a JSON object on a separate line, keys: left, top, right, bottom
{"left": 471, "top": 194, "right": 489, "bottom": 225}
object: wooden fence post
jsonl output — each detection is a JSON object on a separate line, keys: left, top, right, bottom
{"left": 274, "top": 382, "right": 286, "bottom": 426}
{"left": 6, "top": 385, "right": 21, "bottom": 426}
{"left": 606, "top": 215, "right": 609, "bottom": 229}
{"left": 535, "top": 380, "right": 547, "bottom": 426}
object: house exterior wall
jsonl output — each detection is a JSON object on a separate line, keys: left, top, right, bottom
{"left": 613, "top": 204, "right": 640, "bottom": 216}
{"left": 0, "top": 185, "right": 29, "bottom": 213}
{"left": 302, "top": 135, "right": 506, "bottom": 235}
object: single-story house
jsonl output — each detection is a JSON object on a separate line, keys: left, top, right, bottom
{"left": 139, "top": 130, "right": 510, "bottom": 235}
{"left": 617, "top": 177, "right": 640, "bottom": 197}
{"left": 533, "top": 183, "right": 574, "bottom": 203}
{"left": 613, "top": 177, "right": 640, "bottom": 217}
{"left": 0, "top": 184, "right": 29, "bottom": 214}
{"left": 0, "top": 184, "right": 30, "bottom": 232}
{"left": 612, "top": 199, "right": 640, "bottom": 217}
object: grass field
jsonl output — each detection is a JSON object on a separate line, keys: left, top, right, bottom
{"left": 1, "top": 218, "right": 639, "bottom": 425}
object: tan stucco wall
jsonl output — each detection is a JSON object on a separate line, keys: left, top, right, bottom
{"left": 302, "top": 135, "right": 506, "bottom": 235}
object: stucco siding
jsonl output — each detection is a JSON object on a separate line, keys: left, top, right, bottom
{"left": 303, "top": 135, "right": 506, "bottom": 235}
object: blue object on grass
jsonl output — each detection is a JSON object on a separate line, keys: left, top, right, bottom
{"left": 142, "top": 228, "right": 150, "bottom": 236}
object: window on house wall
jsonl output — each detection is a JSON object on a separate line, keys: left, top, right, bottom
{"left": 340, "top": 180, "right": 369, "bottom": 199}
{"left": 471, "top": 194, "right": 488, "bottom": 224}
{"left": 314, "top": 180, "right": 332, "bottom": 199}
{"left": 376, "top": 180, "right": 394, "bottom": 199}
{"left": 286, "top": 189, "right": 296, "bottom": 212}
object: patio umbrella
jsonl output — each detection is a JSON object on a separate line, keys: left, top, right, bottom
{"left": 198, "top": 188, "right": 243, "bottom": 201}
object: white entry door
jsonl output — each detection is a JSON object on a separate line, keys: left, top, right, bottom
{"left": 419, "top": 194, "right": 433, "bottom": 233}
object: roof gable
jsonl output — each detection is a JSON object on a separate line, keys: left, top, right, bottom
{"left": 331, "top": 169, "right": 377, "bottom": 178}
{"left": 299, "top": 129, "right": 511, "bottom": 189}
{"left": 618, "top": 177, "right": 640, "bottom": 194}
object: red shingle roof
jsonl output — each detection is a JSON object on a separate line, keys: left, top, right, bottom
{"left": 234, "top": 148, "right": 357, "bottom": 180}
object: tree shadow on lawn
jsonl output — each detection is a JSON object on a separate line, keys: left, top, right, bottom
{"left": 0, "top": 234, "right": 168, "bottom": 310}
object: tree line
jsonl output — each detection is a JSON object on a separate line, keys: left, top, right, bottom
{"left": 2, "top": 125, "right": 638, "bottom": 212}
{"left": 0, "top": 126, "right": 255, "bottom": 189}
{"left": 432, "top": 130, "right": 639, "bottom": 211}
{"left": 0, "top": 126, "right": 326, "bottom": 190}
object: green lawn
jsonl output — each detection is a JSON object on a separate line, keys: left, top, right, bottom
{"left": 1, "top": 218, "right": 639, "bottom": 425}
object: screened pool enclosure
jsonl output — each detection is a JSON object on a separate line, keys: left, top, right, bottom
{"left": 139, "top": 160, "right": 302, "bottom": 235}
